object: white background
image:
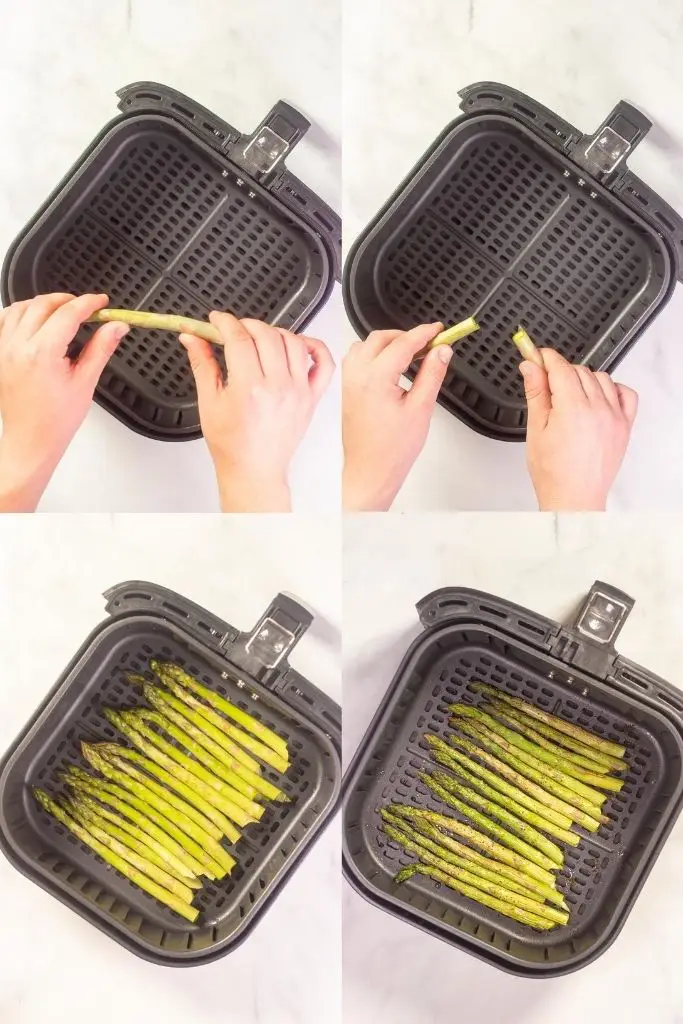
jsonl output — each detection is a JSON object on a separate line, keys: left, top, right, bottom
{"left": 0, "top": 0, "right": 341, "bottom": 512}
{"left": 0, "top": 514, "right": 341, "bottom": 1024}
{"left": 343, "top": 513, "right": 683, "bottom": 1024}
{"left": 344, "top": 0, "right": 683, "bottom": 510}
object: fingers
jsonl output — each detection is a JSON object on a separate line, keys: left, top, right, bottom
{"left": 305, "top": 336, "right": 335, "bottom": 400}
{"left": 593, "top": 371, "right": 622, "bottom": 412}
{"left": 280, "top": 329, "right": 310, "bottom": 383}
{"left": 209, "top": 311, "right": 262, "bottom": 380}
{"left": 520, "top": 360, "right": 552, "bottom": 432}
{"left": 540, "top": 348, "right": 587, "bottom": 405}
{"left": 407, "top": 344, "right": 452, "bottom": 409}
{"left": 0, "top": 299, "right": 31, "bottom": 341}
{"left": 13, "top": 293, "right": 77, "bottom": 337}
{"left": 77, "top": 322, "right": 129, "bottom": 382}
{"left": 179, "top": 333, "right": 223, "bottom": 398}
{"left": 33, "top": 293, "right": 109, "bottom": 355}
{"left": 363, "top": 328, "right": 405, "bottom": 357}
{"left": 241, "top": 318, "right": 289, "bottom": 382}
{"left": 616, "top": 383, "right": 639, "bottom": 426}
{"left": 379, "top": 322, "right": 445, "bottom": 374}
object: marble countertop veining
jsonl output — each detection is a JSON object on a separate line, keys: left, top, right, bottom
{"left": 0, "top": 0, "right": 341, "bottom": 512}
{"left": 343, "top": 0, "right": 683, "bottom": 510}
{"left": 0, "top": 514, "right": 341, "bottom": 1024}
{"left": 342, "top": 512, "right": 683, "bottom": 1024}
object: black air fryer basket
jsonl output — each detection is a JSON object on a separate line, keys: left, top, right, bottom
{"left": 1, "top": 83, "right": 341, "bottom": 441}
{"left": 342, "top": 582, "right": 683, "bottom": 976}
{"left": 344, "top": 83, "right": 683, "bottom": 440}
{"left": 0, "top": 582, "right": 341, "bottom": 966}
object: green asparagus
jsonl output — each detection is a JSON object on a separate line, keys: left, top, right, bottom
{"left": 34, "top": 789, "right": 198, "bottom": 923}
{"left": 452, "top": 704, "right": 624, "bottom": 791}
{"left": 447, "top": 734, "right": 601, "bottom": 832}
{"left": 420, "top": 774, "right": 558, "bottom": 872}
{"left": 470, "top": 684, "right": 626, "bottom": 759}
{"left": 151, "top": 661, "right": 289, "bottom": 772}
{"left": 104, "top": 710, "right": 249, "bottom": 833}
{"left": 394, "top": 863, "right": 556, "bottom": 931}
{"left": 428, "top": 770, "right": 564, "bottom": 866}
{"left": 389, "top": 805, "right": 556, "bottom": 888}
{"left": 482, "top": 702, "right": 615, "bottom": 774}
{"left": 383, "top": 821, "right": 568, "bottom": 925}
{"left": 61, "top": 766, "right": 215, "bottom": 878}
{"left": 425, "top": 735, "right": 573, "bottom": 830}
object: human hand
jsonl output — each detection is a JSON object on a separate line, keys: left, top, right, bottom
{"left": 0, "top": 293, "right": 129, "bottom": 512}
{"left": 342, "top": 322, "right": 452, "bottom": 511}
{"left": 181, "top": 313, "right": 335, "bottom": 512}
{"left": 521, "top": 349, "right": 638, "bottom": 511}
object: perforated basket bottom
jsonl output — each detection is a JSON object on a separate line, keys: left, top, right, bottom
{"left": 0, "top": 621, "right": 337, "bottom": 960}
{"left": 8, "top": 120, "right": 328, "bottom": 438}
{"left": 349, "top": 118, "right": 670, "bottom": 437}
{"left": 343, "top": 626, "right": 680, "bottom": 969}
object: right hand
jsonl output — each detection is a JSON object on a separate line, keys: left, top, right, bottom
{"left": 342, "top": 323, "right": 452, "bottom": 511}
{"left": 521, "top": 349, "right": 638, "bottom": 511}
{"left": 181, "top": 313, "right": 335, "bottom": 513}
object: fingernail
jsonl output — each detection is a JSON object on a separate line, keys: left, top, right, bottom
{"left": 519, "top": 361, "right": 531, "bottom": 377}
{"left": 115, "top": 325, "right": 129, "bottom": 339}
{"left": 437, "top": 345, "right": 453, "bottom": 365}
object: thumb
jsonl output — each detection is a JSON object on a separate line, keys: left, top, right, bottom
{"left": 520, "top": 360, "right": 551, "bottom": 431}
{"left": 407, "top": 344, "right": 452, "bottom": 410}
{"left": 77, "top": 322, "right": 129, "bottom": 382}
{"left": 179, "top": 333, "right": 222, "bottom": 399}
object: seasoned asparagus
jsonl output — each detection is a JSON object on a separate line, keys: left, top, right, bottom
{"left": 389, "top": 805, "right": 556, "bottom": 888}
{"left": 420, "top": 773, "right": 558, "bottom": 871}
{"left": 383, "top": 821, "right": 567, "bottom": 925}
{"left": 447, "top": 734, "right": 601, "bottom": 832}
{"left": 104, "top": 710, "right": 249, "bottom": 833}
{"left": 470, "top": 684, "right": 626, "bottom": 759}
{"left": 429, "top": 770, "right": 564, "bottom": 866}
{"left": 425, "top": 735, "right": 573, "bottom": 830}
{"left": 62, "top": 766, "right": 215, "bottom": 878}
{"left": 457, "top": 719, "right": 606, "bottom": 807}
{"left": 88, "top": 309, "right": 221, "bottom": 344}
{"left": 34, "top": 789, "right": 199, "bottom": 922}
{"left": 151, "top": 661, "right": 289, "bottom": 770}
{"left": 394, "top": 863, "right": 556, "bottom": 931}
{"left": 414, "top": 317, "right": 480, "bottom": 359}
{"left": 482, "top": 702, "right": 614, "bottom": 774}
{"left": 452, "top": 704, "right": 624, "bottom": 791}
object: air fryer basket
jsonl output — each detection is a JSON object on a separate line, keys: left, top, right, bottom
{"left": 0, "top": 583, "right": 341, "bottom": 966}
{"left": 1, "top": 83, "right": 341, "bottom": 441}
{"left": 343, "top": 83, "right": 683, "bottom": 440}
{"left": 342, "top": 583, "right": 683, "bottom": 976}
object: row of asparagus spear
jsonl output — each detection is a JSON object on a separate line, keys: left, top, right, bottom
{"left": 384, "top": 683, "right": 628, "bottom": 930}
{"left": 34, "top": 660, "right": 292, "bottom": 923}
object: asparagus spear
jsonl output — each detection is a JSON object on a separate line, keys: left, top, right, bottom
{"left": 386, "top": 811, "right": 566, "bottom": 907}
{"left": 447, "top": 734, "right": 602, "bottom": 833}
{"left": 381, "top": 811, "right": 545, "bottom": 903}
{"left": 88, "top": 309, "right": 221, "bottom": 344}
{"left": 86, "top": 740, "right": 240, "bottom": 851}
{"left": 135, "top": 680, "right": 288, "bottom": 803}
{"left": 104, "top": 710, "right": 250, "bottom": 831}
{"left": 429, "top": 756, "right": 580, "bottom": 846}
{"left": 383, "top": 821, "right": 568, "bottom": 925}
{"left": 457, "top": 718, "right": 607, "bottom": 807}
{"left": 511, "top": 326, "right": 544, "bottom": 367}
{"left": 470, "top": 684, "right": 627, "bottom": 759}
{"left": 414, "top": 317, "right": 480, "bottom": 359}
{"left": 486, "top": 701, "right": 627, "bottom": 772}
{"left": 482, "top": 702, "right": 614, "bottom": 774}
{"left": 420, "top": 773, "right": 558, "bottom": 871}
{"left": 394, "top": 863, "right": 556, "bottom": 931}
{"left": 83, "top": 746, "right": 234, "bottom": 874}
{"left": 425, "top": 735, "right": 573, "bottom": 830}
{"left": 34, "top": 789, "right": 199, "bottom": 923}
{"left": 64, "top": 774, "right": 208, "bottom": 880}
{"left": 151, "top": 661, "right": 289, "bottom": 770}
{"left": 65, "top": 797, "right": 196, "bottom": 903}
{"left": 62, "top": 766, "right": 214, "bottom": 878}
{"left": 454, "top": 724, "right": 605, "bottom": 827}
{"left": 452, "top": 705, "right": 624, "bottom": 792}
{"left": 127, "top": 708, "right": 263, "bottom": 818}
{"left": 428, "top": 770, "right": 564, "bottom": 866}
{"left": 389, "top": 805, "right": 556, "bottom": 888}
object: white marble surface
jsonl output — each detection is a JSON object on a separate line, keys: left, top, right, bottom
{"left": 343, "top": 0, "right": 683, "bottom": 510}
{"left": 0, "top": 514, "right": 341, "bottom": 1024}
{"left": 343, "top": 513, "right": 683, "bottom": 1024}
{"left": 0, "top": 0, "right": 341, "bottom": 511}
